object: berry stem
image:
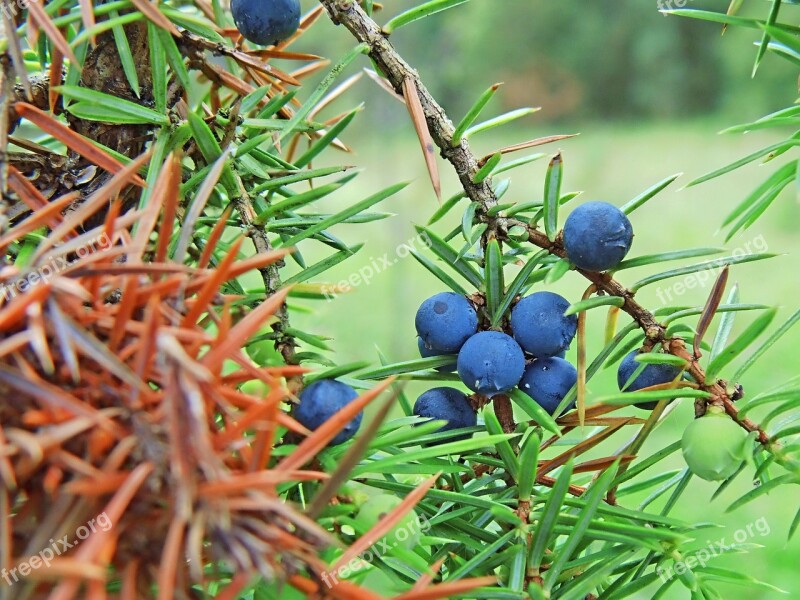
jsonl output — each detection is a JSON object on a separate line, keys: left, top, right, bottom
{"left": 493, "top": 394, "right": 515, "bottom": 434}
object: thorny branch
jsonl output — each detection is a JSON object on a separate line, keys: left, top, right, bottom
{"left": 318, "top": 0, "right": 772, "bottom": 446}
{"left": 230, "top": 176, "right": 296, "bottom": 365}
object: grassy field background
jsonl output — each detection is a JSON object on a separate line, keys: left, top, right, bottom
{"left": 285, "top": 114, "right": 800, "bottom": 598}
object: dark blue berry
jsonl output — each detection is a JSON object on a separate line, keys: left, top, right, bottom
{"left": 510, "top": 291, "right": 577, "bottom": 358}
{"left": 457, "top": 331, "right": 525, "bottom": 397}
{"left": 295, "top": 379, "right": 361, "bottom": 445}
{"left": 231, "top": 0, "right": 301, "bottom": 46}
{"left": 617, "top": 350, "right": 682, "bottom": 410}
{"left": 415, "top": 292, "right": 478, "bottom": 353}
{"left": 417, "top": 337, "right": 456, "bottom": 372}
{"left": 413, "top": 387, "right": 476, "bottom": 440}
{"left": 518, "top": 357, "right": 578, "bottom": 416}
{"left": 563, "top": 201, "right": 633, "bottom": 272}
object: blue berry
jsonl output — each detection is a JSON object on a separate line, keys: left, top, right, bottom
{"left": 617, "top": 350, "right": 682, "bottom": 410}
{"left": 457, "top": 331, "right": 525, "bottom": 397}
{"left": 415, "top": 292, "right": 478, "bottom": 353}
{"left": 413, "top": 387, "right": 476, "bottom": 440}
{"left": 519, "top": 357, "right": 577, "bottom": 416}
{"left": 231, "top": 0, "right": 300, "bottom": 46}
{"left": 417, "top": 337, "right": 456, "bottom": 372}
{"left": 563, "top": 201, "right": 633, "bottom": 272}
{"left": 510, "top": 291, "right": 577, "bottom": 358}
{"left": 295, "top": 379, "right": 362, "bottom": 445}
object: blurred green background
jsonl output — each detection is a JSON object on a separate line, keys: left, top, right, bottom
{"left": 285, "top": 1, "right": 800, "bottom": 597}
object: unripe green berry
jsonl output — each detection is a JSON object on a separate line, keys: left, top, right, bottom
{"left": 246, "top": 335, "right": 283, "bottom": 365}
{"left": 354, "top": 495, "right": 421, "bottom": 550}
{"left": 681, "top": 406, "right": 748, "bottom": 481}
{"left": 240, "top": 379, "right": 267, "bottom": 397}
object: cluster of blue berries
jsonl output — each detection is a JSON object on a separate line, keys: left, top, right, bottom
{"left": 411, "top": 201, "right": 637, "bottom": 438}
{"left": 290, "top": 201, "right": 639, "bottom": 447}
{"left": 412, "top": 289, "right": 579, "bottom": 436}
{"left": 231, "top": 0, "right": 301, "bottom": 46}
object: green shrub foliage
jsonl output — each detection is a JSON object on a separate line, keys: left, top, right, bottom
{"left": 1, "top": 0, "right": 799, "bottom": 598}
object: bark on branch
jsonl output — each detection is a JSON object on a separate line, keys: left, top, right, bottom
{"left": 318, "top": 0, "right": 772, "bottom": 447}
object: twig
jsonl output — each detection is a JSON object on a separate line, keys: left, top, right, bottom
{"left": 318, "top": 0, "right": 772, "bottom": 447}
{"left": 319, "top": 0, "right": 499, "bottom": 216}
{"left": 455, "top": 463, "right": 592, "bottom": 501}
{"left": 536, "top": 474, "right": 589, "bottom": 500}
{"left": 229, "top": 174, "right": 296, "bottom": 365}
